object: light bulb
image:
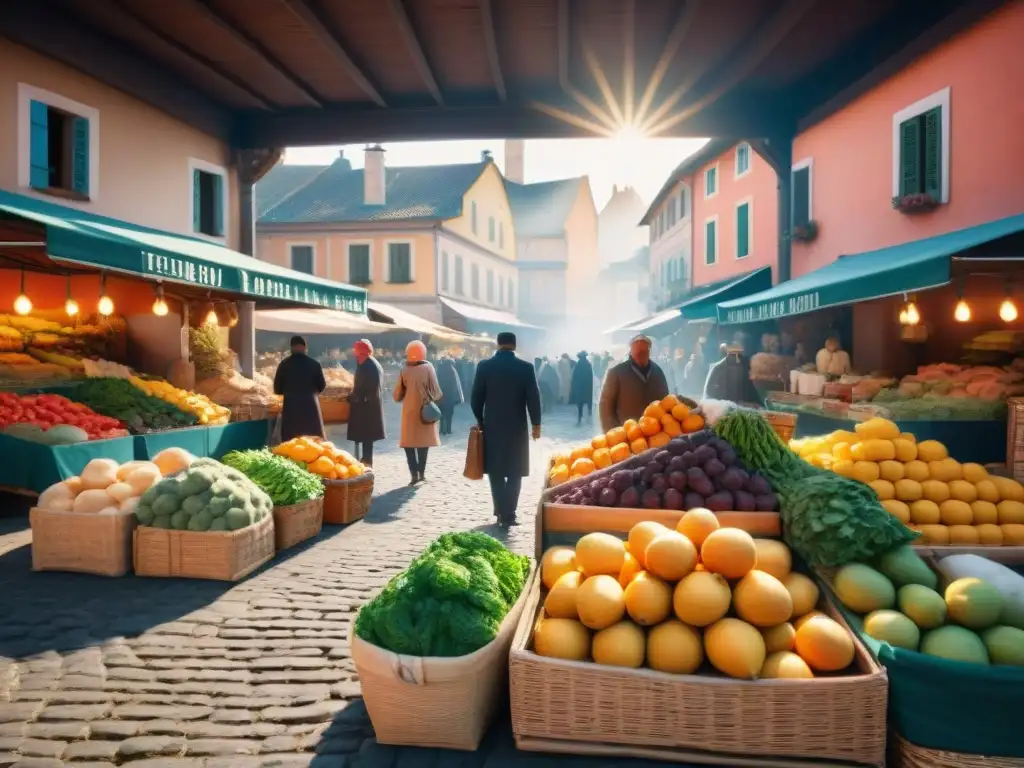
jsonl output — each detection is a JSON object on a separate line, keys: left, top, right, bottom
{"left": 905, "top": 302, "right": 920, "bottom": 326}
{"left": 205, "top": 308, "right": 219, "bottom": 326}
{"left": 152, "top": 298, "right": 169, "bottom": 316}
{"left": 98, "top": 295, "right": 114, "bottom": 316}
{"left": 898, "top": 309, "right": 909, "bottom": 325}
{"left": 65, "top": 298, "right": 79, "bottom": 317}
{"left": 999, "top": 298, "right": 1018, "bottom": 323}
{"left": 13, "top": 294, "right": 32, "bottom": 316}
{"left": 954, "top": 299, "right": 971, "bottom": 322}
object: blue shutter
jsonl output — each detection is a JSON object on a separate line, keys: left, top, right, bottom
{"left": 192, "top": 169, "right": 202, "bottom": 232}
{"left": 899, "top": 117, "right": 921, "bottom": 197}
{"left": 923, "top": 107, "right": 942, "bottom": 200}
{"left": 213, "top": 174, "right": 224, "bottom": 236}
{"left": 71, "top": 117, "right": 90, "bottom": 196}
{"left": 792, "top": 167, "right": 811, "bottom": 227}
{"left": 706, "top": 221, "right": 716, "bottom": 264}
{"left": 29, "top": 101, "right": 50, "bottom": 189}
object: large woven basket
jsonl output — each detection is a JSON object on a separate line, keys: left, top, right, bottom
{"left": 323, "top": 472, "right": 373, "bottom": 524}
{"left": 352, "top": 564, "right": 536, "bottom": 750}
{"left": 230, "top": 402, "right": 270, "bottom": 422}
{"left": 320, "top": 395, "right": 350, "bottom": 424}
{"left": 509, "top": 577, "right": 888, "bottom": 766}
{"left": 133, "top": 514, "right": 274, "bottom": 581}
{"left": 892, "top": 733, "right": 1024, "bottom": 768}
{"left": 30, "top": 507, "right": 136, "bottom": 577}
{"left": 272, "top": 498, "right": 323, "bottom": 550}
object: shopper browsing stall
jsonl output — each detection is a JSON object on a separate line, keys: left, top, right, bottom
{"left": 347, "top": 339, "right": 385, "bottom": 467}
{"left": 274, "top": 335, "right": 327, "bottom": 441}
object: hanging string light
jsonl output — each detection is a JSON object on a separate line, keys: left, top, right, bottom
{"left": 97, "top": 272, "right": 114, "bottom": 316}
{"left": 953, "top": 280, "right": 971, "bottom": 323}
{"left": 904, "top": 296, "right": 921, "bottom": 326}
{"left": 152, "top": 284, "right": 169, "bottom": 316}
{"left": 13, "top": 269, "right": 32, "bottom": 316}
{"left": 1000, "top": 289, "right": 1018, "bottom": 323}
{"left": 204, "top": 294, "right": 219, "bottom": 326}
{"left": 64, "top": 274, "right": 79, "bottom": 318}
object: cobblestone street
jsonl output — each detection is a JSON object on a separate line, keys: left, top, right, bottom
{"left": 0, "top": 402, "right": 672, "bottom": 768}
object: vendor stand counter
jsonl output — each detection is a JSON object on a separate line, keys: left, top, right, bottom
{"left": 132, "top": 419, "right": 274, "bottom": 462}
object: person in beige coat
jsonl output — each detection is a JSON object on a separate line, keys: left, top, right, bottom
{"left": 394, "top": 340, "right": 443, "bottom": 485}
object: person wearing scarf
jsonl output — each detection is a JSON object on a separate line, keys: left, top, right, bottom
{"left": 346, "top": 339, "right": 385, "bottom": 467}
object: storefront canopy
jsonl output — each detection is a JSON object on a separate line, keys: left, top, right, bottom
{"left": 439, "top": 297, "right": 541, "bottom": 331}
{"left": 255, "top": 308, "right": 392, "bottom": 335}
{"left": 0, "top": 189, "right": 367, "bottom": 313}
{"left": 367, "top": 301, "right": 480, "bottom": 343}
{"left": 718, "top": 214, "right": 1024, "bottom": 325}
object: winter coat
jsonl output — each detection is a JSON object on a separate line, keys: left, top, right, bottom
{"left": 471, "top": 350, "right": 541, "bottom": 478}
{"left": 393, "top": 361, "right": 443, "bottom": 448}
{"left": 458, "top": 358, "right": 476, "bottom": 395}
{"left": 436, "top": 357, "right": 464, "bottom": 411}
{"left": 569, "top": 357, "right": 594, "bottom": 405}
{"left": 703, "top": 355, "right": 762, "bottom": 406}
{"left": 346, "top": 356, "right": 385, "bottom": 443}
{"left": 557, "top": 357, "right": 572, "bottom": 401}
{"left": 274, "top": 352, "right": 327, "bottom": 442}
{"left": 598, "top": 358, "right": 670, "bottom": 432}
{"left": 539, "top": 363, "right": 560, "bottom": 400}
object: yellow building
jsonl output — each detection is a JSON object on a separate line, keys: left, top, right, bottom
{"left": 257, "top": 147, "right": 534, "bottom": 334}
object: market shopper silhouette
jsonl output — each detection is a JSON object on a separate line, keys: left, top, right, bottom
{"left": 273, "top": 335, "right": 327, "bottom": 441}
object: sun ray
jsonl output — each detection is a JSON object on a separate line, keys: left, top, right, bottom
{"left": 582, "top": 40, "right": 626, "bottom": 126}
{"left": 622, "top": 0, "right": 635, "bottom": 126}
{"left": 529, "top": 101, "right": 616, "bottom": 138}
{"left": 565, "top": 86, "right": 621, "bottom": 133}
{"left": 634, "top": 0, "right": 706, "bottom": 127}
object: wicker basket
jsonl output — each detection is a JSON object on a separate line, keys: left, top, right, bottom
{"left": 30, "top": 507, "right": 136, "bottom": 577}
{"left": 352, "top": 564, "right": 536, "bottom": 750}
{"left": 230, "top": 402, "right": 270, "bottom": 422}
{"left": 763, "top": 410, "right": 797, "bottom": 443}
{"left": 272, "top": 498, "right": 324, "bottom": 550}
{"left": 1008, "top": 397, "right": 1024, "bottom": 482}
{"left": 320, "top": 395, "right": 350, "bottom": 424}
{"left": 133, "top": 514, "right": 275, "bottom": 581}
{"left": 322, "top": 472, "right": 373, "bottom": 524}
{"left": 892, "top": 733, "right": 1024, "bottom": 768}
{"left": 509, "top": 576, "right": 887, "bottom": 766}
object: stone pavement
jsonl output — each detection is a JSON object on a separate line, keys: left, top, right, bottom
{"left": 0, "top": 403, "right": 690, "bottom": 768}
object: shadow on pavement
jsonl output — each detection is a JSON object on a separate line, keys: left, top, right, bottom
{"left": 360, "top": 485, "right": 418, "bottom": 524}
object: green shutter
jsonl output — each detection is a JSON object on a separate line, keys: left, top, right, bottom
{"left": 212, "top": 174, "right": 224, "bottom": 236}
{"left": 192, "top": 169, "right": 202, "bottom": 232}
{"left": 792, "top": 167, "right": 810, "bottom": 227}
{"left": 923, "top": 107, "right": 941, "bottom": 199}
{"left": 737, "top": 204, "right": 750, "bottom": 258}
{"left": 29, "top": 101, "right": 50, "bottom": 189}
{"left": 899, "top": 117, "right": 921, "bottom": 196}
{"left": 706, "top": 221, "right": 716, "bottom": 264}
{"left": 71, "top": 117, "right": 90, "bottom": 196}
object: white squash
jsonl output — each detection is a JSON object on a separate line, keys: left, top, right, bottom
{"left": 72, "top": 488, "right": 115, "bottom": 514}
{"left": 80, "top": 459, "right": 120, "bottom": 490}
{"left": 116, "top": 461, "right": 161, "bottom": 481}
{"left": 105, "top": 482, "right": 135, "bottom": 503}
{"left": 124, "top": 467, "right": 161, "bottom": 496}
{"left": 152, "top": 447, "right": 196, "bottom": 476}
{"left": 937, "top": 554, "right": 1024, "bottom": 630}
{"left": 38, "top": 481, "right": 75, "bottom": 511}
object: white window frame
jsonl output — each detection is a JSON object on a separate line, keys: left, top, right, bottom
{"left": 345, "top": 240, "right": 373, "bottom": 284}
{"left": 734, "top": 142, "right": 752, "bottom": 179}
{"left": 735, "top": 197, "right": 753, "bottom": 261}
{"left": 17, "top": 83, "right": 101, "bottom": 203}
{"left": 383, "top": 239, "right": 416, "bottom": 283}
{"left": 680, "top": 184, "right": 691, "bottom": 219}
{"left": 791, "top": 157, "right": 814, "bottom": 225}
{"left": 891, "top": 86, "right": 951, "bottom": 204}
{"left": 287, "top": 242, "right": 317, "bottom": 276}
{"left": 703, "top": 215, "right": 719, "bottom": 266}
{"left": 188, "top": 157, "right": 230, "bottom": 243}
{"left": 704, "top": 164, "right": 719, "bottom": 199}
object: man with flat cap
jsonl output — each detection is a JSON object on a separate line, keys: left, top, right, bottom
{"left": 599, "top": 334, "right": 670, "bottom": 432}
{"left": 471, "top": 331, "right": 541, "bottom": 527}
{"left": 273, "top": 335, "right": 327, "bottom": 442}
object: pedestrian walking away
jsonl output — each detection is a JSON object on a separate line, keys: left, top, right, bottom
{"left": 598, "top": 334, "right": 670, "bottom": 432}
{"left": 557, "top": 353, "right": 572, "bottom": 404}
{"left": 274, "top": 335, "right": 327, "bottom": 442}
{"left": 569, "top": 350, "right": 594, "bottom": 425}
{"left": 346, "top": 339, "right": 385, "bottom": 467}
{"left": 471, "top": 331, "right": 541, "bottom": 527}
{"left": 538, "top": 357, "right": 559, "bottom": 413}
{"left": 394, "top": 340, "right": 443, "bottom": 485}
{"left": 435, "top": 353, "right": 464, "bottom": 435}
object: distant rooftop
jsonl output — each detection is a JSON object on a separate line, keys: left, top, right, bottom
{"left": 505, "top": 177, "right": 585, "bottom": 239}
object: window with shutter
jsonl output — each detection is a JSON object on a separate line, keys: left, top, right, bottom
{"left": 440, "top": 251, "right": 449, "bottom": 291}
{"left": 899, "top": 116, "right": 921, "bottom": 197}
{"left": 923, "top": 107, "right": 941, "bottom": 199}
{"left": 454, "top": 256, "right": 464, "bottom": 294}
{"left": 499, "top": 222, "right": 504, "bottom": 248}
{"left": 471, "top": 264, "right": 480, "bottom": 299}
{"left": 387, "top": 243, "right": 412, "bottom": 283}
{"left": 29, "top": 101, "right": 50, "bottom": 190}
{"left": 792, "top": 166, "right": 811, "bottom": 227}
{"left": 348, "top": 244, "right": 371, "bottom": 284}
{"left": 71, "top": 117, "right": 89, "bottom": 196}
{"left": 736, "top": 143, "right": 751, "bottom": 176}
{"left": 488, "top": 216, "right": 495, "bottom": 242}
{"left": 705, "top": 167, "right": 717, "bottom": 197}
{"left": 290, "top": 245, "right": 314, "bottom": 275}
{"left": 705, "top": 220, "right": 717, "bottom": 265}
{"left": 487, "top": 269, "right": 495, "bottom": 302}
{"left": 499, "top": 277, "right": 505, "bottom": 306}
{"left": 193, "top": 169, "right": 225, "bottom": 237}
{"left": 897, "top": 106, "right": 943, "bottom": 201}
{"left": 736, "top": 203, "right": 750, "bottom": 259}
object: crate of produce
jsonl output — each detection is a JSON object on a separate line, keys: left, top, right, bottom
{"left": 1008, "top": 397, "right": 1024, "bottom": 483}
{"left": 351, "top": 533, "right": 535, "bottom": 751}
{"left": 513, "top": 507, "right": 888, "bottom": 766}
{"left": 762, "top": 410, "right": 797, "bottom": 443}
{"left": 134, "top": 514, "right": 274, "bottom": 581}
{"left": 319, "top": 394, "right": 350, "bottom": 424}
{"left": 818, "top": 547, "right": 1024, "bottom": 763}
{"left": 273, "top": 498, "right": 323, "bottom": 550}
{"left": 30, "top": 507, "right": 137, "bottom": 577}
{"left": 323, "top": 473, "right": 373, "bottom": 524}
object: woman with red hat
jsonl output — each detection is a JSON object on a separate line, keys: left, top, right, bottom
{"left": 346, "top": 339, "right": 385, "bottom": 467}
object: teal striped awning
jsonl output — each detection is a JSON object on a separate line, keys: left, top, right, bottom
{"left": 717, "top": 214, "right": 1024, "bottom": 325}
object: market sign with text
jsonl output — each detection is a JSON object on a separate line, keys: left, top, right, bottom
{"left": 722, "top": 291, "right": 821, "bottom": 324}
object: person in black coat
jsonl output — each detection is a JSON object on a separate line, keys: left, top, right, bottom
{"left": 435, "top": 354, "right": 464, "bottom": 436}
{"left": 568, "top": 351, "right": 594, "bottom": 425}
{"left": 274, "top": 336, "right": 327, "bottom": 442}
{"left": 471, "top": 332, "right": 541, "bottom": 527}
{"left": 346, "top": 339, "right": 385, "bottom": 467}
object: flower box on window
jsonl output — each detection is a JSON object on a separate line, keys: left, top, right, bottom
{"left": 791, "top": 220, "right": 818, "bottom": 243}
{"left": 891, "top": 193, "right": 939, "bottom": 214}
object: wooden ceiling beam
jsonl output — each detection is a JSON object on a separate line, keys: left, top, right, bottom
{"left": 280, "top": 0, "right": 387, "bottom": 107}
{"left": 634, "top": 0, "right": 707, "bottom": 127}
{"left": 478, "top": 0, "right": 507, "bottom": 102}
{"left": 386, "top": 0, "right": 444, "bottom": 105}
{"left": 191, "top": 0, "right": 324, "bottom": 107}
{"left": 108, "top": 0, "right": 277, "bottom": 110}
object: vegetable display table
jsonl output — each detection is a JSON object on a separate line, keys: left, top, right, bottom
{"left": 132, "top": 419, "right": 272, "bottom": 462}
{"left": 0, "top": 433, "right": 136, "bottom": 495}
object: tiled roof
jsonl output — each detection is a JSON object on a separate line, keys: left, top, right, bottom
{"left": 638, "top": 138, "right": 734, "bottom": 225}
{"left": 505, "top": 178, "right": 584, "bottom": 238}
{"left": 257, "top": 157, "right": 490, "bottom": 225}
{"left": 256, "top": 164, "right": 329, "bottom": 218}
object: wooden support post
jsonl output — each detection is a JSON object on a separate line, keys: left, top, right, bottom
{"left": 750, "top": 136, "right": 794, "bottom": 284}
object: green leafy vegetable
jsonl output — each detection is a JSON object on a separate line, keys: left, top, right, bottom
{"left": 355, "top": 532, "right": 531, "bottom": 657}
{"left": 221, "top": 448, "right": 324, "bottom": 506}
{"left": 71, "top": 377, "right": 196, "bottom": 432}
{"left": 714, "top": 408, "right": 918, "bottom": 567}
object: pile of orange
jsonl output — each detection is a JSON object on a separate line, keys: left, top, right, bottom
{"left": 549, "top": 394, "right": 706, "bottom": 486}
{"left": 273, "top": 436, "right": 368, "bottom": 481}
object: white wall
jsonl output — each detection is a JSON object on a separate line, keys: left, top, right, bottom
{"left": 436, "top": 230, "right": 518, "bottom": 311}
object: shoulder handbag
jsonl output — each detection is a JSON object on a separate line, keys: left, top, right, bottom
{"left": 402, "top": 371, "right": 441, "bottom": 424}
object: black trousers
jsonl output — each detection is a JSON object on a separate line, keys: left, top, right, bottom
{"left": 439, "top": 405, "right": 456, "bottom": 435}
{"left": 353, "top": 440, "right": 374, "bottom": 465}
{"left": 488, "top": 474, "right": 522, "bottom": 521}
{"left": 576, "top": 402, "right": 593, "bottom": 420}
{"left": 404, "top": 447, "right": 428, "bottom": 476}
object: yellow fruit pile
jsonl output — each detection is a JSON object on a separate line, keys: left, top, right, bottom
{"left": 549, "top": 394, "right": 706, "bottom": 486}
{"left": 272, "top": 436, "right": 366, "bottom": 480}
{"left": 791, "top": 417, "right": 1024, "bottom": 546}
{"left": 533, "top": 511, "right": 856, "bottom": 680}
{"left": 129, "top": 376, "right": 230, "bottom": 426}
